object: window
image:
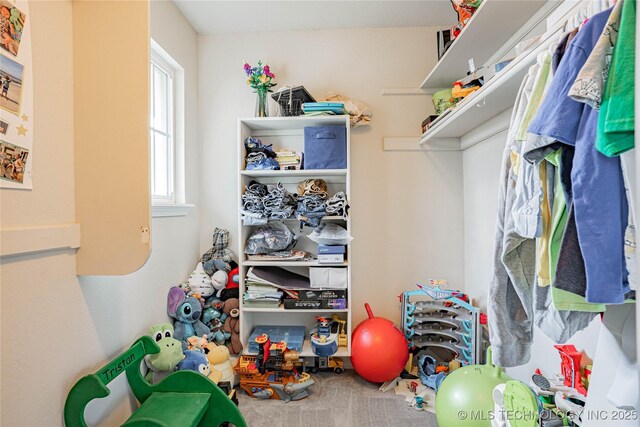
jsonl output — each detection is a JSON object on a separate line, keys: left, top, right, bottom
{"left": 149, "top": 40, "right": 191, "bottom": 216}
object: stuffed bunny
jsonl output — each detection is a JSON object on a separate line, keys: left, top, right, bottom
{"left": 167, "top": 286, "right": 211, "bottom": 350}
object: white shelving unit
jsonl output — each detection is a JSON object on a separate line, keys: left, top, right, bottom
{"left": 420, "top": 0, "right": 559, "bottom": 92}
{"left": 237, "top": 115, "right": 352, "bottom": 358}
{"left": 419, "top": 25, "right": 562, "bottom": 148}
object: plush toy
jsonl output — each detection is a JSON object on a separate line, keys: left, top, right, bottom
{"left": 204, "top": 342, "right": 238, "bottom": 385}
{"left": 202, "top": 307, "right": 230, "bottom": 344}
{"left": 144, "top": 323, "right": 185, "bottom": 384}
{"left": 187, "top": 263, "right": 215, "bottom": 299}
{"left": 211, "top": 270, "right": 228, "bottom": 298}
{"left": 187, "top": 334, "right": 209, "bottom": 351}
{"left": 201, "top": 228, "right": 236, "bottom": 275}
{"left": 177, "top": 349, "right": 222, "bottom": 384}
{"left": 222, "top": 298, "right": 242, "bottom": 354}
{"left": 167, "top": 286, "right": 211, "bottom": 350}
{"left": 220, "top": 267, "right": 240, "bottom": 301}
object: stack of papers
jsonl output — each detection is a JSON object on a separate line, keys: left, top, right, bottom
{"left": 302, "top": 102, "right": 346, "bottom": 115}
{"left": 246, "top": 266, "right": 312, "bottom": 300}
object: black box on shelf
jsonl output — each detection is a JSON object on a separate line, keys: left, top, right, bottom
{"left": 284, "top": 298, "right": 347, "bottom": 310}
{"left": 296, "top": 289, "right": 347, "bottom": 300}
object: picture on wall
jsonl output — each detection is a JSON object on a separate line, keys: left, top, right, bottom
{"left": 0, "top": 118, "right": 7, "bottom": 134}
{"left": 0, "top": 0, "right": 26, "bottom": 56}
{"left": 0, "top": 139, "right": 28, "bottom": 183}
{"left": 0, "top": 53, "right": 23, "bottom": 114}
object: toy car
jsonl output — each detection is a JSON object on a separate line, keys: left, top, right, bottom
{"left": 304, "top": 356, "right": 344, "bottom": 374}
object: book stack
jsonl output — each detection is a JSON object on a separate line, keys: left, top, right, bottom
{"left": 242, "top": 282, "right": 283, "bottom": 308}
{"left": 244, "top": 267, "right": 312, "bottom": 309}
{"left": 275, "top": 150, "right": 302, "bottom": 170}
{"left": 302, "top": 102, "right": 346, "bottom": 116}
{"left": 317, "top": 244, "right": 346, "bottom": 264}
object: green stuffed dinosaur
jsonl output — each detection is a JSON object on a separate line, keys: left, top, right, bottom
{"left": 144, "top": 323, "right": 185, "bottom": 384}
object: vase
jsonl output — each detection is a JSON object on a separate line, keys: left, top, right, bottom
{"left": 255, "top": 89, "right": 269, "bottom": 117}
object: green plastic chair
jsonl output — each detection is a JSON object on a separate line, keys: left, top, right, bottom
{"left": 64, "top": 336, "right": 247, "bottom": 427}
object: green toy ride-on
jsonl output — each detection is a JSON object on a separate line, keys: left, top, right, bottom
{"left": 64, "top": 335, "right": 247, "bottom": 427}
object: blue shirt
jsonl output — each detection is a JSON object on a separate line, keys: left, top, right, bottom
{"left": 529, "top": 7, "right": 629, "bottom": 304}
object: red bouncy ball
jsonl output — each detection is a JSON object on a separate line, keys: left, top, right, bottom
{"left": 351, "top": 303, "right": 409, "bottom": 383}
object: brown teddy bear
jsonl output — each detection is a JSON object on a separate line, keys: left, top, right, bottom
{"left": 222, "top": 298, "right": 242, "bottom": 354}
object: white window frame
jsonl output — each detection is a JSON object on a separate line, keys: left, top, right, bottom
{"left": 150, "top": 39, "right": 192, "bottom": 217}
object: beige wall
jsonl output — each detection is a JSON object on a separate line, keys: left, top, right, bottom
{"left": 198, "top": 26, "right": 465, "bottom": 325}
{"left": 0, "top": 1, "right": 200, "bottom": 425}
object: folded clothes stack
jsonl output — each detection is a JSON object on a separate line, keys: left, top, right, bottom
{"left": 244, "top": 136, "right": 279, "bottom": 170}
{"left": 296, "top": 179, "right": 328, "bottom": 228}
{"left": 241, "top": 178, "right": 350, "bottom": 227}
{"left": 275, "top": 150, "right": 302, "bottom": 170}
{"left": 302, "top": 102, "right": 346, "bottom": 116}
{"left": 242, "top": 282, "right": 283, "bottom": 308}
{"left": 325, "top": 191, "right": 349, "bottom": 218}
{"left": 241, "top": 180, "right": 297, "bottom": 225}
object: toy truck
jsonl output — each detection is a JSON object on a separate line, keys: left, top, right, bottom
{"left": 304, "top": 356, "right": 344, "bottom": 374}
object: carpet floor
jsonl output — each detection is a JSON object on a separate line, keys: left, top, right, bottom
{"left": 237, "top": 370, "right": 438, "bottom": 427}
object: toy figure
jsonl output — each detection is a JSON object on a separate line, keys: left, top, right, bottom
{"left": 202, "top": 306, "right": 230, "bottom": 344}
{"left": 187, "top": 335, "right": 209, "bottom": 351}
{"left": 167, "top": 286, "right": 211, "bottom": 350}
{"left": 201, "top": 228, "right": 236, "bottom": 275}
{"left": 187, "top": 263, "right": 215, "bottom": 299}
{"left": 222, "top": 298, "right": 242, "bottom": 354}
{"left": 220, "top": 266, "right": 240, "bottom": 301}
{"left": 204, "top": 342, "right": 237, "bottom": 385}
{"left": 144, "top": 323, "right": 185, "bottom": 384}
{"left": 177, "top": 350, "right": 222, "bottom": 384}
{"left": 316, "top": 317, "right": 331, "bottom": 342}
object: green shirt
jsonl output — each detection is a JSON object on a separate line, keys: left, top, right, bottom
{"left": 597, "top": 0, "right": 635, "bottom": 157}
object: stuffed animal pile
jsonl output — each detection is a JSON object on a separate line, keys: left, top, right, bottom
{"left": 144, "top": 322, "right": 238, "bottom": 387}
{"left": 143, "top": 228, "right": 243, "bottom": 391}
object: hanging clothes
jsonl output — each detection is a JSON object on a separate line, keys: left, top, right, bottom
{"left": 488, "top": 75, "right": 537, "bottom": 367}
{"left": 529, "top": 6, "right": 630, "bottom": 305}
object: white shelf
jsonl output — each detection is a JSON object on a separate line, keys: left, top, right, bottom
{"left": 239, "top": 115, "right": 350, "bottom": 131}
{"left": 244, "top": 260, "right": 349, "bottom": 267}
{"left": 242, "top": 306, "right": 349, "bottom": 313}
{"left": 420, "top": 0, "right": 558, "bottom": 91}
{"left": 419, "top": 29, "right": 558, "bottom": 147}
{"left": 241, "top": 169, "right": 347, "bottom": 178}
{"left": 243, "top": 339, "right": 350, "bottom": 358}
{"left": 240, "top": 216, "right": 346, "bottom": 226}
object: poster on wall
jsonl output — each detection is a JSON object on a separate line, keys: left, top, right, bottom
{"left": 0, "top": 0, "right": 32, "bottom": 189}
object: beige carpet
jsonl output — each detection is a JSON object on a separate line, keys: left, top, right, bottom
{"left": 237, "top": 370, "right": 438, "bottom": 427}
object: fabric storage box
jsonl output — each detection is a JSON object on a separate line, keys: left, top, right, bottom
{"left": 303, "top": 126, "right": 347, "bottom": 169}
{"left": 309, "top": 267, "right": 348, "bottom": 289}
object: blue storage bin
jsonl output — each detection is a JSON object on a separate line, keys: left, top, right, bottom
{"left": 248, "top": 325, "right": 306, "bottom": 353}
{"left": 303, "top": 126, "right": 347, "bottom": 169}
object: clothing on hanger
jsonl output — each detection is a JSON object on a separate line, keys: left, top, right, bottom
{"left": 529, "top": 6, "right": 629, "bottom": 305}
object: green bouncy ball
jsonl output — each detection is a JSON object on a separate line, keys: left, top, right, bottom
{"left": 435, "top": 347, "right": 511, "bottom": 427}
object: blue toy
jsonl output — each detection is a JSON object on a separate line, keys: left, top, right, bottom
{"left": 202, "top": 307, "right": 230, "bottom": 344}
{"left": 418, "top": 354, "right": 446, "bottom": 391}
{"left": 177, "top": 350, "right": 210, "bottom": 376}
{"left": 167, "top": 286, "right": 211, "bottom": 350}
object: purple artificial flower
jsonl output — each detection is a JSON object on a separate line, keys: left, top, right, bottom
{"left": 244, "top": 63, "right": 252, "bottom": 76}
